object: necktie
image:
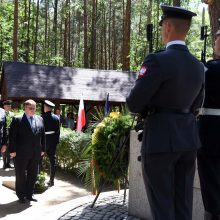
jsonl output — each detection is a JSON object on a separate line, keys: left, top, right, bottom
{"left": 30, "top": 116, "right": 36, "bottom": 132}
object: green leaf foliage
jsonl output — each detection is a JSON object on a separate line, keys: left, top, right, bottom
{"left": 91, "top": 112, "right": 133, "bottom": 183}
{"left": 0, "top": 0, "right": 214, "bottom": 69}
{"left": 34, "top": 171, "right": 47, "bottom": 192}
{"left": 56, "top": 128, "right": 91, "bottom": 171}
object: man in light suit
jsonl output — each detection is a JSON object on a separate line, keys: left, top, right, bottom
{"left": 126, "top": 5, "right": 204, "bottom": 220}
{"left": 9, "top": 99, "right": 45, "bottom": 203}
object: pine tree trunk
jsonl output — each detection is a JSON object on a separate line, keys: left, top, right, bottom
{"left": 99, "top": 5, "right": 104, "bottom": 69}
{"left": 208, "top": 0, "right": 220, "bottom": 58}
{"left": 68, "top": 1, "right": 71, "bottom": 66}
{"left": 146, "top": 0, "right": 153, "bottom": 54}
{"left": 53, "top": 0, "right": 58, "bottom": 58}
{"left": 108, "top": 0, "right": 112, "bottom": 69}
{"left": 33, "top": 0, "right": 40, "bottom": 63}
{"left": 134, "top": 0, "right": 144, "bottom": 66}
{"left": 44, "top": 0, "right": 49, "bottom": 64}
{"left": 83, "top": 0, "right": 89, "bottom": 68}
{"left": 77, "top": 11, "right": 82, "bottom": 65}
{"left": 104, "top": 9, "right": 107, "bottom": 70}
{"left": 155, "top": 0, "right": 160, "bottom": 50}
{"left": 112, "top": 7, "right": 117, "bottom": 70}
{"left": 122, "top": 0, "right": 131, "bottom": 71}
{"left": 13, "top": 0, "right": 19, "bottom": 61}
{"left": 70, "top": 11, "right": 76, "bottom": 66}
{"left": 63, "top": 0, "right": 69, "bottom": 66}
{"left": 59, "top": 16, "right": 63, "bottom": 66}
{"left": 0, "top": 0, "right": 3, "bottom": 63}
{"left": 47, "top": 4, "right": 51, "bottom": 64}
{"left": 90, "top": 0, "right": 97, "bottom": 69}
{"left": 24, "top": 0, "right": 31, "bottom": 63}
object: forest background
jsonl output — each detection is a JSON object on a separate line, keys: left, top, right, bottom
{"left": 0, "top": 0, "right": 220, "bottom": 72}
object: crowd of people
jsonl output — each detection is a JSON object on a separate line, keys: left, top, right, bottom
{"left": 0, "top": 99, "right": 77, "bottom": 203}
{"left": 54, "top": 108, "right": 75, "bottom": 130}
{"left": 0, "top": 4, "right": 220, "bottom": 220}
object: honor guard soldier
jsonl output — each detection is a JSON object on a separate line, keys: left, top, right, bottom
{"left": 42, "top": 100, "right": 60, "bottom": 186}
{"left": 197, "top": 19, "right": 220, "bottom": 220}
{"left": 126, "top": 5, "right": 204, "bottom": 220}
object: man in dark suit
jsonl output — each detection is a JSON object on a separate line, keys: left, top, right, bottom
{"left": 42, "top": 100, "right": 60, "bottom": 186}
{"left": 9, "top": 99, "right": 45, "bottom": 203}
{"left": 126, "top": 5, "right": 204, "bottom": 220}
{"left": 197, "top": 20, "right": 220, "bottom": 220}
{"left": 0, "top": 107, "right": 7, "bottom": 158}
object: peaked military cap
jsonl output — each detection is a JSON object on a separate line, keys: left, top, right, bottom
{"left": 3, "top": 100, "right": 12, "bottom": 106}
{"left": 216, "top": 18, "right": 220, "bottom": 36}
{"left": 159, "top": 5, "right": 197, "bottom": 26}
{"left": 44, "top": 100, "right": 55, "bottom": 108}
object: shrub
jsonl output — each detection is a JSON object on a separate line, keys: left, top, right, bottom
{"left": 34, "top": 171, "right": 47, "bottom": 193}
{"left": 56, "top": 128, "right": 91, "bottom": 171}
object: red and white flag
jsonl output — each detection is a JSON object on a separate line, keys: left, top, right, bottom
{"left": 76, "top": 96, "right": 86, "bottom": 132}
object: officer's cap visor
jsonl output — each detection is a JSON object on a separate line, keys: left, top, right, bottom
{"left": 44, "top": 100, "right": 55, "bottom": 108}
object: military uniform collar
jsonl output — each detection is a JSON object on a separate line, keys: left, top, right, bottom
{"left": 166, "top": 40, "right": 186, "bottom": 48}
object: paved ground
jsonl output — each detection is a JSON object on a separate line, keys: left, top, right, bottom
{"left": 58, "top": 192, "right": 138, "bottom": 220}
{"left": 0, "top": 157, "right": 205, "bottom": 220}
{"left": 0, "top": 157, "right": 89, "bottom": 220}
{"left": 57, "top": 188, "right": 204, "bottom": 220}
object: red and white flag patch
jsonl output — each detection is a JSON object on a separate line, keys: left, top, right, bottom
{"left": 138, "top": 65, "right": 148, "bottom": 78}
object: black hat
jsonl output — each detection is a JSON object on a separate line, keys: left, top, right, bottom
{"left": 216, "top": 18, "right": 220, "bottom": 36}
{"left": 44, "top": 100, "right": 55, "bottom": 108}
{"left": 159, "top": 5, "right": 197, "bottom": 26}
{"left": 3, "top": 100, "right": 12, "bottom": 106}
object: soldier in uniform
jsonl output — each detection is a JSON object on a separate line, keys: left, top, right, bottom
{"left": 126, "top": 5, "right": 204, "bottom": 220}
{"left": 197, "top": 19, "right": 220, "bottom": 220}
{"left": 42, "top": 100, "right": 60, "bottom": 186}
